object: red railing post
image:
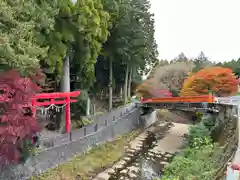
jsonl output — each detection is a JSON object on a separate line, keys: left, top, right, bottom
{"left": 65, "top": 96, "right": 71, "bottom": 133}
{"left": 208, "top": 92, "right": 213, "bottom": 103}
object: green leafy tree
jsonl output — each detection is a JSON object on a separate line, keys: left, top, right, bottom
{"left": 171, "top": 52, "right": 188, "bottom": 64}
{"left": 90, "top": 0, "right": 158, "bottom": 111}
{"left": 216, "top": 58, "right": 240, "bottom": 77}
{"left": 192, "top": 51, "right": 213, "bottom": 72}
{"left": 40, "top": 0, "right": 110, "bottom": 86}
{"left": 99, "top": 0, "right": 121, "bottom": 110}
{"left": 71, "top": 0, "right": 110, "bottom": 88}
{"left": 0, "top": 0, "right": 58, "bottom": 74}
{"left": 112, "top": 0, "right": 158, "bottom": 104}
{"left": 39, "top": 0, "right": 110, "bottom": 130}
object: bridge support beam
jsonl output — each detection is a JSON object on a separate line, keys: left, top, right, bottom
{"left": 141, "top": 106, "right": 154, "bottom": 115}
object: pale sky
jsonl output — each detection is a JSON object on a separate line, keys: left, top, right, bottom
{"left": 150, "top": 0, "right": 240, "bottom": 62}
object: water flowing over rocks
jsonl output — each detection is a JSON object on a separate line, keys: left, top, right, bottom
{"left": 93, "top": 121, "right": 190, "bottom": 180}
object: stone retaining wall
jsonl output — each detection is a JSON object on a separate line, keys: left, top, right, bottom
{"left": 0, "top": 105, "right": 156, "bottom": 180}
{"left": 207, "top": 104, "right": 238, "bottom": 179}
{"left": 40, "top": 103, "right": 136, "bottom": 149}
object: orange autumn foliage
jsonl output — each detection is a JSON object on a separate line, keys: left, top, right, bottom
{"left": 180, "top": 67, "right": 238, "bottom": 97}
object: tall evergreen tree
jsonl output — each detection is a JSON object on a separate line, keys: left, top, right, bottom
{"left": 0, "top": 0, "right": 58, "bottom": 74}
{"left": 193, "top": 51, "right": 212, "bottom": 72}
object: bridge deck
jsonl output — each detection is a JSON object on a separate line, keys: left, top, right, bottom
{"left": 140, "top": 95, "right": 214, "bottom": 111}
{"left": 141, "top": 95, "right": 214, "bottom": 104}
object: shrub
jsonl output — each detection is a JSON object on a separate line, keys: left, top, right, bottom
{"left": 159, "top": 176, "right": 179, "bottom": 180}
{"left": 202, "top": 116, "right": 215, "bottom": 131}
{"left": 76, "top": 118, "right": 94, "bottom": 128}
{"left": 18, "top": 139, "right": 37, "bottom": 163}
{"left": 187, "top": 123, "right": 211, "bottom": 148}
{"left": 162, "top": 143, "right": 219, "bottom": 180}
{"left": 195, "top": 112, "right": 203, "bottom": 121}
{"left": 161, "top": 118, "right": 222, "bottom": 180}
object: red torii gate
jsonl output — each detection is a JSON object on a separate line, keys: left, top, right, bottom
{"left": 32, "top": 91, "right": 81, "bottom": 133}
{"left": 0, "top": 88, "right": 80, "bottom": 133}
{"left": 0, "top": 70, "right": 81, "bottom": 133}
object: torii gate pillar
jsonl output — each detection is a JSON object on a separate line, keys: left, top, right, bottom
{"left": 32, "top": 91, "right": 80, "bottom": 133}
{"left": 65, "top": 96, "right": 71, "bottom": 133}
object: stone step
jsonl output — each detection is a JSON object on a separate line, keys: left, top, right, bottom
{"left": 93, "top": 172, "right": 110, "bottom": 180}
{"left": 127, "top": 166, "right": 139, "bottom": 173}
{"left": 123, "top": 156, "right": 131, "bottom": 161}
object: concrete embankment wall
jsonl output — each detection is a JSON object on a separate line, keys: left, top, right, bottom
{"left": 204, "top": 104, "right": 238, "bottom": 179}
{"left": 0, "top": 104, "right": 156, "bottom": 180}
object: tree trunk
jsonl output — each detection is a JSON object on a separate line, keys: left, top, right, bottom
{"left": 120, "top": 86, "right": 123, "bottom": 99}
{"left": 108, "top": 59, "right": 113, "bottom": 111}
{"left": 86, "top": 97, "right": 90, "bottom": 116}
{"left": 124, "top": 65, "right": 129, "bottom": 104}
{"left": 92, "top": 103, "right": 96, "bottom": 115}
{"left": 59, "top": 56, "right": 71, "bottom": 133}
{"left": 54, "top": 74, "right": 58, "bottom": 92}
{"left": 54, "top": 63, "right": 58, "bottom": 92}
{"left": 127, "top": 68, "right": 132, "bottom": 98}
{"left": 100, "top": 90, "right": 103, "bottom": 100}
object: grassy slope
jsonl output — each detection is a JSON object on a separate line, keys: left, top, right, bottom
{"left": 31, "top": 130, "right": 140, "bottom": 180}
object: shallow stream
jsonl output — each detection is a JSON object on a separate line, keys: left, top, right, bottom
{"left": 109, "top": 122, "right": 174, "bottom": 180}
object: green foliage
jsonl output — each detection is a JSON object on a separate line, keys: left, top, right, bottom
{"left": 190, "top": 136, "right": 212, "bottom": 149}
{"left": 71, "top": 93, "right": 88, "bottom": 118}
{"left": 195, "top": 112, "right": 203, "bottom": 121}
{"left": 76, "top": 118, "right": 94, "bottom": 128}
{"left": 0, "top": 0, "right": 58, "bottom": 74}
{"left": 116, "top": 0, "right": 158, "bottom": 73}
{"left": 78, "top": 89, "right": 89, "bottom": 101}
{"left": 162, "top": 144, "right": 219, "bottom": 180}
{"left": 216, "top": 58, "right": 240, "bottom": 77}
{"left": 93, "top": 0, "right": 158, "bottom": 95}
{"left": 202, "top": 116, "right": 216, "bottom": 131}
{"left": 171, "top": 52, "right": 188, "bottom": 63}
{"left": 192, "top": 51, "right": 213, "bottom": 72}
{"left": 159, "top": 177, "right": 179, "bottom": 180}
{"left": 39, "top": 0, "right": 110, "bottom": 88}
{"left": 187, "top": 123, "right": 211, "bottom": 148}
{"left": 161, "top": 118, "right": 223, "bottom": 180}
{"left": 170, "top": 88, "right": 180, "bottom": 97}
{"left": 19, "top": 139, "right": 36, "bottom": 163}
{"left": 71, "top": 0, "right": 110, "bottom": 88}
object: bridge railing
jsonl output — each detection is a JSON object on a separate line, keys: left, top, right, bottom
{"left": 214, "top": 97, "right": 240, "bottom": 105}
{"left": 141, "top": 95, "right": 214, "bottom": 103}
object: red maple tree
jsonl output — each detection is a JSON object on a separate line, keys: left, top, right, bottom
{"left": 136, "top": 79, "right": 172, "bottom": 98}
{"left": 0, "top": 70, "right": 41, "bottom": 165}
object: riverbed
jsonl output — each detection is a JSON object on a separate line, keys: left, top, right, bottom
{"left": 94, "top": 121, "right": 189, "bottom": 180}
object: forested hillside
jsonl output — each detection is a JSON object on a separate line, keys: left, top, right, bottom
{"left": 1, "top": 0, "right": 240, "bottom": 132}
{"left": 0, "top": 0, "right": 158, "bottom": 115}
